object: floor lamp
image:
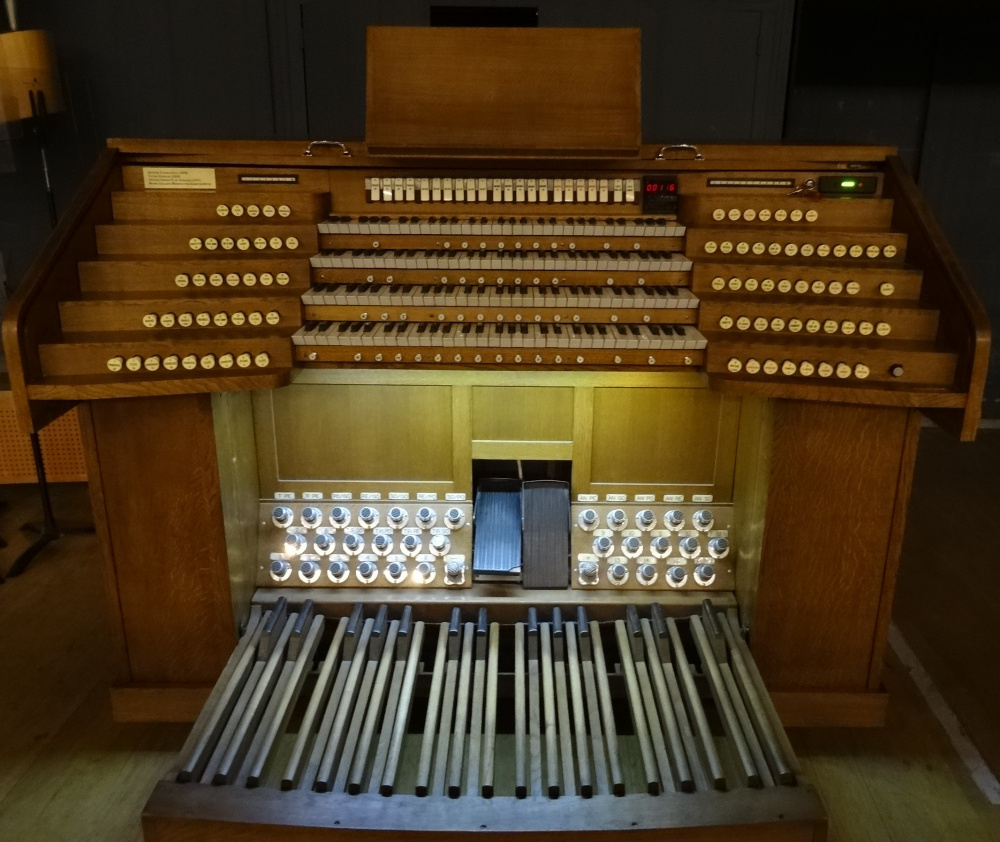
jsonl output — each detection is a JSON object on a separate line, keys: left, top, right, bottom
{"left": 1, "top": 28, "right": 82, "bottom": 580}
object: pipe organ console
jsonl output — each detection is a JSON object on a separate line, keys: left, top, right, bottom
{"left": 2, "top": 25, "right": 988, "bottom": 842}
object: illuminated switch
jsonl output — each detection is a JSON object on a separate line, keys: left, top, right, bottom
{"left": 442, "top": 178, "right": 453, "bottom": 202}
{"left": 382, "top": 179, "right": 393, "bottom": 202}
{"left": 625, "top": 179, "right": 636, "bottom": 203}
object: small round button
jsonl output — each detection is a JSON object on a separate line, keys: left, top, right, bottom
{"left": 385, "top": 560, "right": 407, "bottom": 584}
{"left": 401, "top": 534, "right": 422, "bottom": 556}
{"left": 636, "top": 563, "right": 658, "bottom": 586}
{"left": 708, "top": 537, "right": 730, "bottom": 559}
{"left": 126, "top": 355, "right": 143, "bottom": 372}
{"left": 430, "top": 534, "right": 451, "bottom": 556}
{"left": 608, "top": 563, "right": 629, "bottom": 586}
{"left": 679, "top": 536, "right": 700, "bottom": 557}
{"left": 414, "top": 560, "right": 436, "bottom": 585}
{"left": 343, "top": 533, "right": 364, "bottom": 555}
{"left": 622, "top": 536, "right": 643, "bottom": 557}
{"left": 650, "top": 536, "right": 671, "bottom": 557}
{"left": 107, "top": 356, "right": 124, "bottom": 373}
{"left": 372, "top": 533, "right": 393, "bottom": 555}
{"left": 694, "top": 564, "right": 717, "bottom": 587}
{"left": 269, "top": 559, "right": 292, "bottom": 582}
{"left": 636, "top": 509, "right": 656, "bottom": 530}
{"left": 593, "top": 535, "right": 614, "bottom": 557}
{"left": 358, "top": 507, "right": 378, "bottom": 527}
{"left": 314, "top": 533, "right": 335, "bottom": 554}
{"left": 301, "top": 506, "right": 323, "bottom": 528}
{"left": 387, "top": 506, "right": 408, "bottom": 527}
{"left": 284, "top": 532, "right": 307, "bottom": 555}
{"left": 578, "top": 509, "right": 599, "bottom": 530}
{"left": 356, "top": 560, "right": 378, "bottom": 583}
{"left": 607, "top": 509, "right": 627, "bottom": 530}
{"left": 666, "top": 566, "right": 687, "bottom": 588}
{"left": 271, "top": 506, "right": 294, "bottom": 527}
{"left": 254, "top": 352, "right": 270, "bottom": 368}
{"left": 299, "top": 559, "right": 321, "bottom": 584}
{"left": 692, "top": 509, "right": 714, "bottom": 531}
{"left": 416, "top": 507, "right": 437, "bottom": 528}
{"left": 445, "top": 507, "right": 466, "bottom": 529}
{"left": 327, "top": 559, "right": 349, "bottom": 583}
{"left": 664, "top": 510, "right": 684, "bottom": 530}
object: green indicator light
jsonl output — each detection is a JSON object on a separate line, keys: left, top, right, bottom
{"left": 841, "top": 180, "right": 857, "bottom": 188}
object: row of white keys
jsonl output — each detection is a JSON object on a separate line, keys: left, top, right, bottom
{"left": 295, "top": 322, "right": 706, "bottom": 350}
{"left": 320, "top": 215, "right": 684, "bottom": 238}
{"left": 363, "top": 177, "right": 641, "bottom": 205}
{"left": 311, "top": 250, "right": 693, "bottom": 273}
{"left": 308, "top": 283, "right": 698, "bottom": 310}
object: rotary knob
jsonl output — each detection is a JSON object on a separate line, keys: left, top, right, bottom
{"left": 578, "top": 508, "right": 599, "bottom": 531}
{"left": 387, "top": 506, "right": 408, "bottom": 528}
{"left": 430, "top": 534, "right": 451, "bottom": 556}
{"left": 269, "top": 558, "right": 292, "bottom": 581}
{"left": 356, "top": 559, "right": 378, "bottom": 583}
{"left": 578, "top": 560, "right": 599, "bottom": 586}
{"left": 708, "top": 537, "right": 730, "bottom": 559}
{"left": 342, "top": 533, "right": 364, "bottom": 555}
{"left": 679, "top": 536, "right": 700, "bottom": 558}
{"left": 444, "top": 559, "right": 466, "bottom": 586}
{"left": 592, "top": 535, "right": 614, "bottom": 557}
{"left": 692, "top": 509, "right": 714, "bottom": 531}
{"left": 372, "top": 533, "right": 393, "bottom": 555}
{"left": 636, "top": 563, "right": 658, "bottom": 586}
{"left": 650, "top": 535, "right": 671, "bottom": 557}
{"left": 416, "top": 507, "right": 437, "bottom": 528}
{"left": 358, "top": 506, "right": 379, "bottom": 528}
{"left": 636, "top": 509, "right": 656, "bottom": 530}
{"left": 385, "top": 559, "right": 407, "bottom": 584}
{"left": 694, "top": 563, "right": 717, "bottom": 587}
{"left": 445, "top": 507, "right": 466, "bottom": 529}
{"left": 314, "top": 532, "right": 336, "bottom": 554}
{"left": 298, "top": 559, "right": 321, "bottom": 583}
{"left": 666, "top": 565, "right": 687, "bottom": 588}
{"left": 622, "top": 535, "right": 643, "bottom": 557}
{"left": 664, "top": 509, "right": 685, "bottom": 530}
{"left": 607, "top": 509, "right": 627, "bottom": 530}
{"left": 283, "top": 532, "right": 308, "bottom": 555}
{"left": 607, "top": 562, "right": 629, "bottom": 586}
{"left": 330, "top": 506, "right": 351, "bottom": 527}
{"left": 327, "top": 558, "right": 349, "bottom": 583}
{"left": 413, "top": 560, "right": 436, "bottom": 585}
{"left": 401, "top": 534, "right": 421, "bottom": 556}
{"left": 301, "top": 506, "right": 323, "bottom": 528}
{"left": 271, "top": 506, "right": 294, "bottom": 528}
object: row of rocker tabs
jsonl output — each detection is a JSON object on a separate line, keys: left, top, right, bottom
{"left": 364, "top": 176, "right": 648, "bottom": 204}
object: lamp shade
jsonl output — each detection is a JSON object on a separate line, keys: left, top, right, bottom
{"left": 0, "top": 30, "right": 63, "bottom": 124}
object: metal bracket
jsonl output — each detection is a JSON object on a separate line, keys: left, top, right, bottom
{"left": 303, "top": 140, "right": 352, "bottom": 158}
{"left": 655, "top": 144, "right": 704, "bottom": 161}
{"left": 787, "top": 178, "right": 817, "bottom": 197}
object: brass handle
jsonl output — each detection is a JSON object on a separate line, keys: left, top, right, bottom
{"left": 654, "top": 144, "right": 704, "bottom": 161}
{"left": 303, "top": 140, "right": 351, "bottom": 157}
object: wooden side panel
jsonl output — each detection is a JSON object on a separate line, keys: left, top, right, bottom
{"left": 366, "top": 27, "right": 640, "bottom": 154}
{"left": 88, "top": 394, "right": 236, "bottom": 684}
{"left": 750, "top": 401, "right": 912, "bottom": 690}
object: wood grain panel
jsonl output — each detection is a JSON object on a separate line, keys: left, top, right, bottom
{"left": 366, "top": 28, "right": 640, "bottom": 155}
{"left": 750, "top": 401, "right": 912, "bottom": 690}
{"left": 88, "top": 395, "right": 236, "bottom": 684}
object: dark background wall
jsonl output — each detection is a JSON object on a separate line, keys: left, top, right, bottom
{"left": 2, "top": 0, "right": 997, "bottom": 401}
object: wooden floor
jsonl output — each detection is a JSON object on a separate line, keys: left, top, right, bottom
{"left": 2, "top": 436, "right": 1000, "bottom": 841}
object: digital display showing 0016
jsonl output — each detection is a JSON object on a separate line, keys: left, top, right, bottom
{"left": 641, "top": 175, "right": 679, "bottom": 213}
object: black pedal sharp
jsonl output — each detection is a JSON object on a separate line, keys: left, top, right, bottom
{"left": 520, "top": 480, "right": 570, "bottom": 589}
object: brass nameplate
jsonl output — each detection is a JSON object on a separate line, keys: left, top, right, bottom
{"left": 142, "top": 167, "right": 217, "bottom": 190}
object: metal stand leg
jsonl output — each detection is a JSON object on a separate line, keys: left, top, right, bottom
{"left": 4, "top": 433, "right": 62, "bottom": 578}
